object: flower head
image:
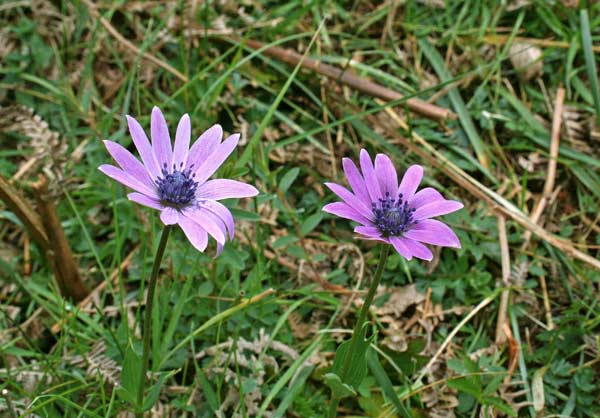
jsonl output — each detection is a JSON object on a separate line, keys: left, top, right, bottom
{"left": 99, "top": 106, "right": 258, "bottom": 254}
{"left": 323, "top": 149, "right": 463, "bottom": 261}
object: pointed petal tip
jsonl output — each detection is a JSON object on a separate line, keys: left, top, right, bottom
{"left": 214, "top": 243, "right": 224, "bottom": 258}
{"left": 98, "top": 164, "right": 113, "bottom": 173}
{"left": 102, "top": 139, "right": 114, "bottom": 152}
{"left": 226, "top": 132, "right": 240, "bottom": 143}
{"left": 246, "top": 185, "right": 260, "bottom": 196}
{"left": 322, "top": 202, "right": 336, "bottom": 214}
{"left": 408, "top": 164, "right": 424, "bottom": 171}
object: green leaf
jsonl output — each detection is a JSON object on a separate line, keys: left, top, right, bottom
{"left": 143, "top": 374, "right": 167, "bottom": 411}
{"left": 323, "top": 372, "right": 357, "bottom": 398}
{"left": 300, "top": 213, "right": 322, "bottom": 236}
{"left": 229, "top": 208, "right": 261, "bottom": 222}
{"left": 330, "top": 323, "right": 374, "bottom": 394}
{"left": 198, "top": 371, "right": 220, "bottom": 413}
{"left": 447, "top": 376, "right": 482, "bottom": 399}
{"left": 367, "top": 348, "right": 413, "bottom": 418}
{"left": 120, "top": 343, "right": 142, "bottom": 408}
{"left": 481, "top": 396, "right": 517, "bottom": 417}
{"left": 272, "top": 234, "right": 299, "bottom": 249}
{"left": 279, "top": 167, "right": 300, "bottom": 193}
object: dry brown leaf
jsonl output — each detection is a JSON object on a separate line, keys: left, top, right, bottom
{"left": 375, "top": 284, "right": 426, "bottom": 317}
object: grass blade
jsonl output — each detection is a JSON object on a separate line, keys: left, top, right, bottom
{"left": 367, "top": 347, "right": 412, "bottom": 418}
{"left": 418, "top": 37, "right": 491, "bottom": 173}
{"left": 580, "top": 9, "right": 600, "bottom": 125}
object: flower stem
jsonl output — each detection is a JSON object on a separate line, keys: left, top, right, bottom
{"left": 136, "top": 225, "right": 172, "bottom": 417}
{"left": 328, "top": 244, "right": 390, "bottom": 418}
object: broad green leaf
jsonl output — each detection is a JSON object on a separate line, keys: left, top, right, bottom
{"left": 120, "top": 343, "right": 142, "bottom": 408}
{"left": 143, "top": 374, "right": 167, "bottom": 411}
{"left": 323, "top": 372, "right": 356, "bottom": 398}
{"left": 300, "top": 213, "right": 322, "bottom": 236}
{"left": 447, "top": 376, "right": 482, "bottom": 398}
{"left": 279, "top": 167, "right": 300, "bottom": 193}
{"left": 330, "top": 323, "right": 374, "bottom": 392}
{"left": 367, "top": 347, "right": 413, "bottom": 418}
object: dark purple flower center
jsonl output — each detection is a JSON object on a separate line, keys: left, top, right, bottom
{"left": 156, "top": 163, "right": 198, "bottom": 207}
{"left": 372, "top": 192, "right": 416, "bottom": 237}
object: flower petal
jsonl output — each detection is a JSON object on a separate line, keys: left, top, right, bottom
{"left": 99, "top": 164, "right": 158, "bottom": 198}
{"left": 182, "top": 207, "right": 226, "bottom": 245}
{"left": 324, "top": 182, "right": 373, "bottom": 220}
{"left": 127, "top": 192, "right": 163, "bottom": 210}
{"left": 186, "top": 124, "right": 223, "bottom": 172}
{"left": 354, "top": 225, "right": 382, "bottom": 240}
{"left": 103, "top": 140, "right": 154, "bottom": 190}
{"left": 196, "top": 179, "right": 259, "bottom": 200}
{"left": 342, "top": 157, "right": 371, "bottom": 206}
{"left": 202, "top": 200, "right": 235, "bottom": 240}
{"left": 160, "top": 207, "right": 180, "bottom": 225}
{"left": 409, "top": 187, "right": 444, "bottom": 209}
{"left": 398, "top": 165, "right": 423, "bottom": 202}
{"left": 359, "top": 149, "right": 381, "bottom": 202}
{"left": 374, "top": 154, "right": 398, "bottom": 197}
{"left": 323, "top": 202, "right": 370, "bottom": 225}
{"left": 178, "top": 215, "right": 208, "bottom": 252}
{"left": 389, "top": 236, "right": 413, "bottom": 260}
{"left": 401, "top": 238, "right": 433, "bottom": 261}
{"left": 151, "top": 106, "right": 173, "bottom": 172}
{"left": 215, "top": 242, "right": 224, "bottom": 258}
{"left": 193, "top": 133, "right": 239, "bottom": 184}
{"left": 126, "top": 115, "right": 161, "bottom": 179}
{"left": 413, "top": 200, "right": 463, "bottom": 220}
{"left": 172, "top": 113, "right": 191, "bottom": 170}
{"left": 404, "top": 219, "right": 460, "bottom": 248}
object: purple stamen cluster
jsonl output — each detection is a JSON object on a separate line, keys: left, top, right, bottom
{"left": 372, "top": 192, "right": 416, "bottom": 236}
{"left": 156, "top": 163, "right": 198, "bottom": 207}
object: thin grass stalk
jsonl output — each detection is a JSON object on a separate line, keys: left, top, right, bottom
{"left": 136, "top": 225, "right": 172, "bottom": 417}
{"left": 328, "top": 245, "right": 390, "bottom": 418}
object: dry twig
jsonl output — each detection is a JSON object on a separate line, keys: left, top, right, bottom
{"left": 235, "top": 37, "right": 456, "bottom": 122}
{"left": 31, "top": 175, "right": 88, "bottom": 302}
{"left": 495, "top": 215, "right": 511, "bottom": 344}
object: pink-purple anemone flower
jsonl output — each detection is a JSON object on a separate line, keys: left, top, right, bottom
{"left": 323, "top": 149, "right": 463, "bottom": 261}
{"left": 99, "top": 106, "right": 258, "bottom": 254}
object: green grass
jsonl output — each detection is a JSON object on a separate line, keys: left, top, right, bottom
{"left": 1, "top": 1, "right": 600, "bottom": 417}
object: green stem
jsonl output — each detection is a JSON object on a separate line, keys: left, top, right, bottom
{"left": 136, "top": 225, "right": 172, "bottom": 417}
{"left": 328, "top": 244, "right": 390, "bottom": 418}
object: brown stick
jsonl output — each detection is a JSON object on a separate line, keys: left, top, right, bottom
{"left": 522, "top": 87, "right": 565, "bottom": 247}
{"left": 539, "top": 274, "right": 554, "bottom": 330}
{"left": 31, "top": 176, "right": 88, "bottom": 302}
{"left": 495, "top": 215, "right": 511, "bottom": 344}
{"left": 236, "top": 37, "right": 456, "bottom": 122}
{"left": 485, "top": 34, "right": 600, "bottom": 53}
{"left": 0, "top": 173, "right": 49, "bottom": 251}
{"left": 544, "top": 88, "right": 564, "bottom": 197}
{"left": 375, "top": 102, "right": 600, "bottom": 271}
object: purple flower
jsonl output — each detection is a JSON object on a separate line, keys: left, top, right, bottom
{"left": 323, "top": 149, "right": 463, "bottom": 261}
{"left": 99, "top": 106, "right": 258, "bottom": 254}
